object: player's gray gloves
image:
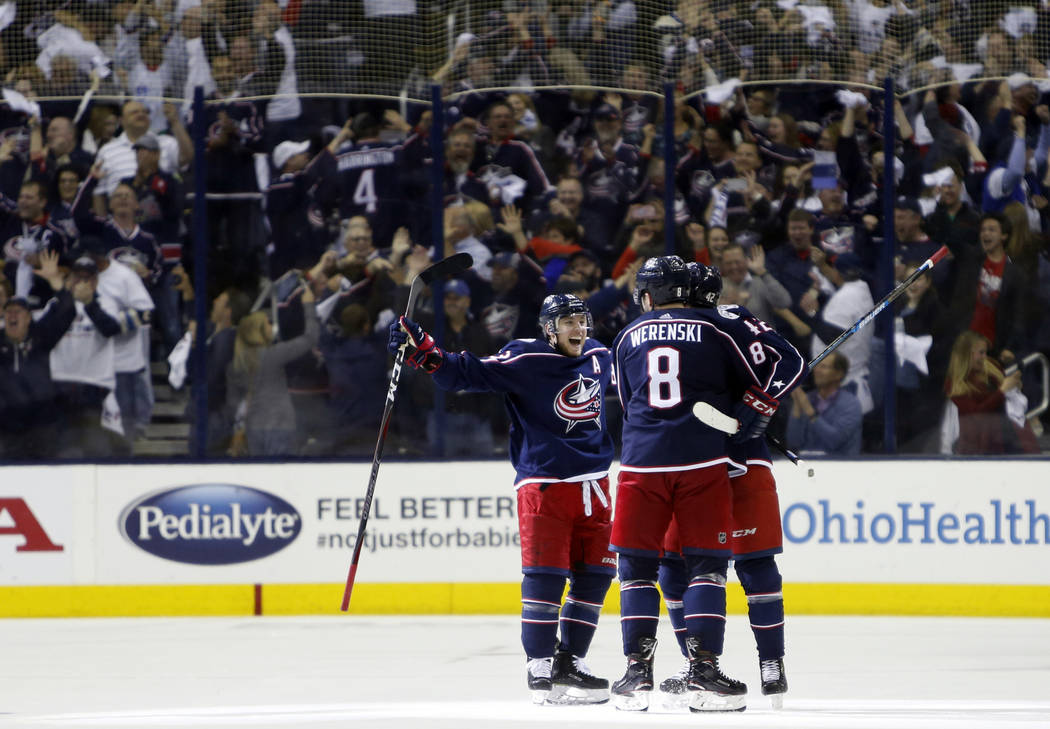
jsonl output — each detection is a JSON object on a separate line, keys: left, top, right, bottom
{"left": 731, "top": 386, "right": 778, "bottom": 442}
{"left": 388, "top": 316, "right": 444, "bottom": 373}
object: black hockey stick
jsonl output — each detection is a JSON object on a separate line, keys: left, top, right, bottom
{"left": 340, "top": 252, "right": 473, "bottom": 611}
{"left": 693, "top": 245, "right": 950, "bottom": 461}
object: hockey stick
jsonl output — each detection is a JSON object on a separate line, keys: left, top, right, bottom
{"left": 693, "top": 245, "right": 950, "bottom": 456}
{"left": 340, "top": 252, "right": 473, "bottom": 611}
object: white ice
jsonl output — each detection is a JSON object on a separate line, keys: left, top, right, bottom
{"left": 1, "top": 614, "right": 1049, "bottom": 728}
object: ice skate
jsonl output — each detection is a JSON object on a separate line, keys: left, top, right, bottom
{"left": 657, "top": 659, "right": 692, "bottom": 710}
{"left": 760, "top": 657, "right": 787, "bottom": 709}
{"left": 526, "top": 657, "right": 552, "bottom": 705}
{"left": 685, "top": 638, "right": 747, "bottom": 712}
{"left": 611, "top": 637, "right": 656, "bottom": 711}
{"left": 546, "top": 651, "right": 609, "bottom": 705}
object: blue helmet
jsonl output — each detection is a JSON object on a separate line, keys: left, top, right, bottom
{"left": 539, "top": 293, "right": 592, "bottom": 342}
{"left": 633, "top": 256, "right": 690, "bottom": 307}
{"left": 687, "top": 262, "right": 722, "bottom": 307}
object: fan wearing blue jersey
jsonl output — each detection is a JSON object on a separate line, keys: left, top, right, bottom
{"left": 609, "top": 256, "right": 805, "bottom": 713}
{"left": 657, "top": 262, "right": 804, "bottom": 711}
{"left": 388, "top": 294, "right": 616, "bottom": 706}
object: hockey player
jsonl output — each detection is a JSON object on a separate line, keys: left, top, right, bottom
{"left": 657, "top": 262, "right": 803, "bottom": 710}
{"left": 609, "top": 256, "right": 805, "bottom": 713}
{"left": 388, "top": 293, "right": 615, "bottom": 706}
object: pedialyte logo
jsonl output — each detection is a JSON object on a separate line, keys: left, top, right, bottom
{"left": 120, "top": 484, "right": 301, "bottom": 565}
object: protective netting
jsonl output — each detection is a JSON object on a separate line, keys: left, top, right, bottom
{"left": 5, "top": 2, "right": 1050, "bottom": 106}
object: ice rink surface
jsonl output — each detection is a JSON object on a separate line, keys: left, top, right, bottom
{"left": 1, "top": 614, "right": 1048, "bottom": 729}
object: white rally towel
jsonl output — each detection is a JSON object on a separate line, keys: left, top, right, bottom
{"left": 0, "top": 2, "right": 14, "bottom": 33}
{"left": 101, "top": 391, "right": 124, "bottom": 436}
{"left": 922, "top": 166, "right": 956, "bottom": 189}
{"left": 893, "top": 331, "right": 933, "bottom": 376}
{"left": 2, "top": 88, "right": 42, "bottom": 120}
{"left": 168, "top": 331, "right": 193, "bottom": 390}
{"left": 704, "top": 78, "right": 741, "bottom": 105}
{"left": 835, "top": 89, "right": 868, "bottom": 109}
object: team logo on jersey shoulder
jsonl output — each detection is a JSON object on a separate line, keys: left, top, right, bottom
{"left": 554, "top": 374, "right": 603, "bottom": 433}
{"left": 716, "top": 305, "right": 739, "bottom": 320}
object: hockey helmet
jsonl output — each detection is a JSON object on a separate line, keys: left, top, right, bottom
{"left": 633, "top": 255, "right": 691, "bottom": 308}
{"left": 538, "top": 293, "right": 592, "bottom": 343}
{"left": 687, "top": 261, "right": 722, "bottom": 307}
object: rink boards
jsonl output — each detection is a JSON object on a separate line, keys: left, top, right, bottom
{"left": 1, "top": 460, "right": 1048, "bottom": 617}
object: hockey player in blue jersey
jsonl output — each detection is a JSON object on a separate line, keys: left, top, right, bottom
{"left": 657, "top": 262, "right": 804, "bottom": 710}
{"left": 388, "top": 293, "right": 615, "bottom": 706}
{"left": 609, "top": 256, "right": 805, "bottom": 713}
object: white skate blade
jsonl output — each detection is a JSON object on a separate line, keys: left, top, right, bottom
{"left": 688, "top": 689, "right": 747, "bottom": 712}
{"left": 545, "top": 685, "right": 609, "bottom": 705}
{"left": 656, "top": 689, "right": 692, "bottom": 712}
{"left": 530, "top": 689, "right": 550, "bottom": 705}
{"left": 612, "top": 690, "right": 650, "bottom": 711}
{"left": 769, "top": 693, "right": 784, "bottom": 710}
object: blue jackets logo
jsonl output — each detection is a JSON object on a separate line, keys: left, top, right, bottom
{"left": 120, "top": 484, "right": 301, "bottom": 564}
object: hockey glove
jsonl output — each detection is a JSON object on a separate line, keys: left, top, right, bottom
{"left": 730, "top": 386, "right": 779, "bottom": 442}
{"left": 391, "top": 316, "right": 444, "bottom": 373}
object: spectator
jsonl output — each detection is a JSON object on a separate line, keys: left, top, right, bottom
{"left": 895, "top": 265, "right": 949, "bottom": 453}
{"left": 786, "top": 351, "right": 863, "bottom": 456}
{"left": 80, "top": 234, "right": 156, "bottom": 451}
{"left": 92, "top": 101, "right": 192, "bottom": 212}
{"left": 73, "top": 168, "right": 163, "bottom": 294}
{"left": 407, "top": 278, "right": 500, "bottom": 457}
{"left": 443, "top": 203, "right": 494, "bottom": 282}
{"left": 47, "top": 164, "right": 83, "bottom": 242}
{"left": 227, "top": 285, "right": 319, "bottom": 457}
{"left": 944, "top": 330, "right": 1038, "bottom": 455}
{"left": 472, "top": 100, "right": 554, "bottom": 215}
{"left": 27, "top": 117, "right": 94, "bottom": 185}
{"left": 0, "top": 179, "right": 72, "bottom": 309}
{"left": 808, "top": 253, "right": 875, "bottom": 414}
{"left": 894, "top": 196, "right": 949, "bottom": 296}
{"left": 266, "top": 128, "right": 349, "bottom": 278}
{"left": 329, "top": 112, "right": 416, "bottom": 249}
{"left": 481, "top": 251, "right": 545, "bottom": 347}
{"left": 717, "top": 242, "right": 792, "bottom": 325}
{"left": 120, "top": 26, "right": 176, "bottom": 134}
{"left": 185, "top": 287, "right": 253, "bottom": 456}
{"left": 766, "top": 209, "right": 824, "bottom": 351}
{"left": 48, "top": 253, "right": 124, "bottom": 458}
{"left": 0, "top": 251, "right": 75, "bottom": 458}
{"left": 318, "top": 303, "right": 388, "bottom": 456}
{"left": 253, "top": 0, "right": 302, "bottom": 141}
{"left": 331, "top": 216, "right": 398, "bottom": 326}
{"left": 122, "top": 132, "right": 185, "bottom": 353}
{"left": 958, "top": 212, "right": 1027, "bottom": 363}
{"left": 440, "top": 126, "right": 490, "bottom": 208}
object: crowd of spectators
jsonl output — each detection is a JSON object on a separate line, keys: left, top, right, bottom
{"left": 1, "top": 1, "right": 1049, "bottom": 459}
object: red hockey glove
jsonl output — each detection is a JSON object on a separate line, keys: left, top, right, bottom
{"left": 731, "top": 386, "right": 778, "bottom": 442}
{"left": 396, "top": 315, "right": 444, "bottom": 374}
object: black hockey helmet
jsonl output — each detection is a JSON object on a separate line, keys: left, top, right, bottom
{"left": 633, "top": 255, "right": 691, "bottom": 308}
{"left": 538, "top": 293, "right": 592, "bottom": 343}
{"left": 687, "top": 261, "right": 722, "bottom": 307}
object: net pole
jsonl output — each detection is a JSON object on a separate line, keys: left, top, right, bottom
{"left": 191, "top": 86, "right": 209, "bottom": 459}
{"left": 663, "top": 82, "right": 676, "bottom": 256}
{"left": 881, "top": 76, "right": 897, "bottom": 454}
{"left": 430, "top": 83, "right": 448, "bottom": 458}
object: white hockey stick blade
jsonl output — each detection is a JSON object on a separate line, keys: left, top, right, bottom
{"left": 692, "top": 401, "right": 739, "bottom": 435}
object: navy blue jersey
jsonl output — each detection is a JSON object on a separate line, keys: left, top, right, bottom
{"left": 613, "top": 304, "right": 806, "bottom": 471}
{"left": 432, "top": 337, "right": 615, "bottom": 487}
{"left": 332, "top": 138, "right": 409, "bottom": 244}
